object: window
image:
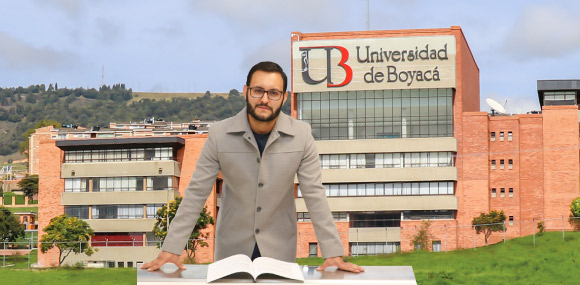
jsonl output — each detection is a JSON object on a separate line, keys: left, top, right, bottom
{"left": 509, "top": 216, "right": 514, "bottom": 226}
{"left": 508, "top": 131, "right": 513, "bottom": 141}
{"left": 146, "top": 232, "right": 162, "bottom": 247}
{"left": 146, "top": 176, "right": 173, "bottom": 191}
{"left": 93, "top": 177, "right": 144, "bottom": 192}
{"left": 297, "top": 181, "right": 454, "bottom": 197}
{"left": 500, "top": 188, "right": 505, "bottom": 198}
{"left": 297, "top": 88, "right": 453, "bottom": 140}
{"left": 508, "top": 159, "right": 513, "bottom": 170}
{"left": 351, "top": 242, "right": 400, "bottom": 255}
{"left": 64, "top": 147, "right": 174, "bottom": 163}
{"left": 309, "top": 243, "right": 318, "bottom": 257}
{"left": 92, "top": 205, "right": 144, "bottom": 219}
{"left": 297, "top": 212, "right": 311, "bottom": 222}
{"left": 64, "top": 206, "right": 89, "bottom": 219}
{"left": 509, "top": 188, "right": 514, "bottom": 198}
{"left": 64, "top": 178, "right": 90, "bottom": 192}
{"left": 491, "top": 160, "right": 496, "bottom": 170}
{"left": 543, "top": 91, "right": 577, "bottom": 106}
{"left": 499, "top": 132, "right": 504, "bottom": 141}
{"left": 491, "top": 188, "right": 496, "bottom": 198}
{"left": 127, "top": 262, "right": 134, "bottom": 268}
{"left": 490, "top": 132, "right": 496, "bottom": 141}
{"left": 351, "top": 212, "right": 401, "bottom": 227}
{"left": 500, "top": 159, "right": 505, "bottom": 170}
{"left": 146, "top": 204, "right": 164, "bottom": 218}
{"left": 432, "top": 241, "right": 442, "bottom": 252}
{"left": 118, "top": 262, "right": 125, "bottom": 268}
{"left": 403, "top": 210, "right": 454, "bottom": 220}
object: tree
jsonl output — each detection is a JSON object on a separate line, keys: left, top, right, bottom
{"left": 0, "top": 207, "right": 25, "bottom": 242}
{"left": 410, "top": 221, "right": 434, "bottom": 251}
{"left": 40, "top": 215, "right": 95, "bottom": 265}
{"left": 19, "top": 119, "right": 60, "bottom": 154}
{"left": 17, "top": 175, "right": 38, "bottom": 202}
{"left": 153, "top": 197, "right": 214, "bottom": 262}
{"left": 472, "top": 210, "right": 507, "bottom": 246}
{"left": 569, "top": 197, "right": 580, "bottom": 230}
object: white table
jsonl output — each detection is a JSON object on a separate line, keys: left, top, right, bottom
{"left": 137, "top": 264, "right": 416, "bottom": 284}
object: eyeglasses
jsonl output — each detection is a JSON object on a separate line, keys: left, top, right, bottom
{"left": 248, "top": 87, "right": 284, "bottom": 101}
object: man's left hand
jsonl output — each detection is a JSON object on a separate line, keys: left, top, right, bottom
{"left": 317, "top": 256, "right": 364, "bottom": 273}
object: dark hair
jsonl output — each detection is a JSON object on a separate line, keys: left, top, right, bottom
{"left": 246, "top": 61, "right": 288, "bottom": 93}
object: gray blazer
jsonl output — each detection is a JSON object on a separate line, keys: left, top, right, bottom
{"left": 162, "top": 108, "right": 344, "bottom": 262}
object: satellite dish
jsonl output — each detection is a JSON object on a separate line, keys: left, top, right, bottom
{"left": 486, "top": 98, "right": 506, "bottom": 114}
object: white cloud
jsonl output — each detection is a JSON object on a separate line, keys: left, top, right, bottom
{"left": 0, "top": 32, "right": 80, "bottom": 70}
{"left": 503, "top": 4, "right": 580, "bottom": 60}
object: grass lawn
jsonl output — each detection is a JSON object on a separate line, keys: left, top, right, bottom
{"left": 2, "top": 192, "right": 37, "bottom": 205}
{"left": 297, "top": 231, "right": 580, "bottom": 284}
{"left": 1, "top": 268, "right": 136, "bottom": 285}
{"left": 2, "top": 232, "right": 579, "bottom": 284}
{"left": 2, "top": 250, "right": 136, "bottom": 284}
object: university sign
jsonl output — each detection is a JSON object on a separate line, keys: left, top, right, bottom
{"left": 292, "top": 36, "right": 456, "bottom": 92}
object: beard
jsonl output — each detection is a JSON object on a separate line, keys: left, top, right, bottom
{"left": 246, "top": 96, "right": 282, "bottom": 122}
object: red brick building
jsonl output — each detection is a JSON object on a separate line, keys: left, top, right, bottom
{"left": 289, "top": 27, "right": 580, "bottom": 255}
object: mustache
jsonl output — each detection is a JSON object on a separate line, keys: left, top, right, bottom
{"left": 255, "top": 103, "right": 272, "bottom": 110}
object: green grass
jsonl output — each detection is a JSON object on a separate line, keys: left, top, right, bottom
{"left": 1, "top": 268, "right": 136, "bottom": 285}
{"left": 5, "top": 206, "right": 38, "bottom": 214}
{"left": 1, "top": 250, "right": 136, "bottom": 284}
{"left": 2, "top": 232, "right": 579, "bottom": 284}
{"left": 297, "top": 231, "right": 580, "bottom": 284}
{"left": 1, "top": 192, "right": 37, "bottom": 205}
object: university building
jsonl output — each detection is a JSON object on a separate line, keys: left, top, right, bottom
{"left": 36, "top": 131, "right": 216, "bottom": 267}
{"left": 289, "top": 27, "right": 579, "bottom": 256}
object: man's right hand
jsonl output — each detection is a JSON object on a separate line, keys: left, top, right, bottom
{"left": 141, "top": 251, "right": 186, "bottom": 272}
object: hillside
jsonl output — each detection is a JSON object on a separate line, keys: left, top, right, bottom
{"left": 0, "top": 84, "right": 289, "bottom": 163}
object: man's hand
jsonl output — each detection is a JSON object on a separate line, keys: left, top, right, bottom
{"left": 317, "top": 256, "right": 364, "bottom": 273}
{"left": 141, "top": 251, "right": 186, "bottom": 272}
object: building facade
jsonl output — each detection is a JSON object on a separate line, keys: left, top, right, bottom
{"left": 37, "top": 135, "right": 217, "bottom": 267}
{"left": 289, "top": 27, "right": 579, "bottom": 256}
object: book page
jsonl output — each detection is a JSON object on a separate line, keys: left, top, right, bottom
{"left": 207, "top": 254, "right": 255, "bottom": 283}
{"left": 252, "top": 257, "right": 305, "bottom": 282}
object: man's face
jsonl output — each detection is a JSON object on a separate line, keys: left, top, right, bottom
{"left": 244, "top": 70, "right": 287, "bottom": 122}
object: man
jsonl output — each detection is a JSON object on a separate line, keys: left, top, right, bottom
{"left": 142, "top": 61, "right": 363, "bottom": 273}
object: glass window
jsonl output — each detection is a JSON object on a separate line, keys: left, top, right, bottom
{"left": 491, "top": 188, "right": 496, "bottom": 198}
{"left": 65, "top": 206, "right": 89, "bottom": 219}
{"left": 432, "top": 241, "right": 442, "bottom": 252}
{"left": 500, "top": 188, "right": 505, "bottom": 197}
{"left": 297, "top": 88, "right": 453, "bottom": 140}
{"left": 508, "top": 131, "right": 513, "bottom": 141}
{"left": 64, "top": 178, "right": 89, "bottom": 192}
{"left": 490, "top": 132, "right": 496, "bottom": 141}
{"left": 509, "top": 188, "right": 514, "bottom": 198}
{"left": 491, "top": 160, "right": 496, "bottom": 170}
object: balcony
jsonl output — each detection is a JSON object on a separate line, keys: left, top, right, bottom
{"left": 295, "top": 195, "right": 458, "bottom": 212}
{"left": 61, "top": 160, "right": 181, "bottom": 178}
{"left": 61, "top": 190, "right": 178, "bottom": 206}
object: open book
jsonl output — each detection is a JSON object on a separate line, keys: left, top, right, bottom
{"left": 207, "top": 254, "right": 304, "bottom": 283}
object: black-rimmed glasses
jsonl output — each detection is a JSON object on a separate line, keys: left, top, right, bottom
{"left": 248, "top": 87, "right": 284, "bottom": 101}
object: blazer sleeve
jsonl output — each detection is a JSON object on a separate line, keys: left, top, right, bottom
{"left": 296, "top": 124, "right": 345, "bottom": 258}
{"left": 161, "top": 127, "right": 220, "bottom": 255}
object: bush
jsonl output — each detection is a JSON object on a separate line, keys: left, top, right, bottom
{"left": 537, "top": 221, "right": 545, "bottom": 235}
{"left": 570, "top": 197, "right": 580, "bottom": 231}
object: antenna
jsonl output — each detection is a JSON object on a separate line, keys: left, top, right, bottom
{"left": 486, "top": 98, "right": 506, "bottom": 115}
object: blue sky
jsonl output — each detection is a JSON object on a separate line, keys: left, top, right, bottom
{"left": 1, "top": 0, "right": 580, "bottom": 114}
